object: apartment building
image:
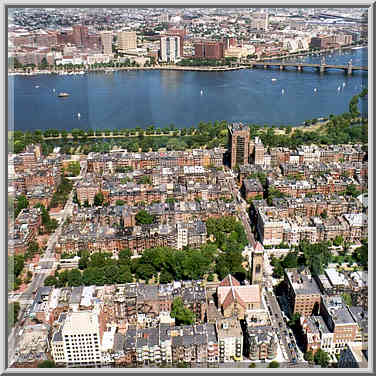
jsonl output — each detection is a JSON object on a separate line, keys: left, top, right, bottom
{"left": 160, "top": 36, "right": 181, "bottom": 63}
{"left": 320, "top": 296, "right": 358, "bottom": 354}
{"left": 285, "top": 268, "right": 321, "bottom": 317}
{"left": 51, "top": 311, "right": 102, "bottom": 367}
{"left": 244, "top": 325, "right": 277, "bottom": 361}
{"left": 216, "top": 318, "right": 243, "bottom": 362}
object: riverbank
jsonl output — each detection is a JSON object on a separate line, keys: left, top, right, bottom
{"left": 8, "top": 45, "right": 367, "bottom": 76}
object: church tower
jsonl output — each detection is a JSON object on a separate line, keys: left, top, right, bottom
{"left": 251, "top": 242, "right": 264, "bottom": 284}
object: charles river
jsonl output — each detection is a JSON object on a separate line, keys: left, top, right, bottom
{"left": 9, "top": 47, "right": 368, "bottom": 132}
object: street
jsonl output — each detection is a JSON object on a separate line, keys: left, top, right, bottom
{"left": 8, "top": 189, "right": 74, "bottom": 366}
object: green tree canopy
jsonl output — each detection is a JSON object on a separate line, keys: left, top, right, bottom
{"left": 314, "top": 349, "right": 330, "bottom": 367}
{"left": 170, "top": 297, "right": 195, "bottom": 325}
{"left": 135, "top": 210, "right": 155, "bottom": 225}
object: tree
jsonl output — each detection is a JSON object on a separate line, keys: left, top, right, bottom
{"left": 37, "top": 360, "right": 56, "bottom": 368}
{"left": 67, "top": 269, "right": 82, "bottom": 286}
{"left": 341, "top": 293, "right": 352, "bottom": 306}
{"left": 135, "top": 210, "right": 155, "bottom": 225}
{"left": 320, "top": 210, "right": 328, "bottom": 219}
{"left": 249, "top": 363, "right": 256, "bottom": 368}
{"left": 139, "top": 175, "right": 152, "bottom": 185}
{"left": 67, "top": 161, "right": 81, "bottom": 177}
{"left": 314, "top": 349, "right": 330, "bottom": 367}
{"left": 345, "top": 184, "right": 360, "bottom": 198}
{"left": 115, "top": 200, "right": 125, "bottom": 206}
{"left": 44, "top": 276, "right": 58, "bottom": 286}
{"left": 304, "top": 351, "right": 314, "bottom": 363}
{"left": 170, "top": 297, "right": 195, "bottom": 325}
{"left": 14, "top": 195, "right": 29, "bottom": 218}
{"left": 93, "top": 192, "right": 104, "bottom": 206}
{"left": 8, "top": 302, "right": 20, "bottom": 332}
{"left": 333, "top": 235, "right": 344, "bottom": 247}
{"left": 135, "top": 263, "right": 156, "bottom": 281}
{"left": 268, "top": 361, "right": 280, "bottom": 368}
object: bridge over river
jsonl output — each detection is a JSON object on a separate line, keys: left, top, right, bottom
{"left": 244, "top": 61, "right": 367, "bottom": 75}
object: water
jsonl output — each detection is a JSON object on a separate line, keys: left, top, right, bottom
{"left": 9, "top": 48, "right": 368, "bottom": 131}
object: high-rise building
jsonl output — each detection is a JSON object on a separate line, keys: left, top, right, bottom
{"left": 166, "top": 28, "right": 185, "bottom": 56}
{"left": 194, "top": 40, "right": 224, "bottom": 59}
{"left": 51, "top": 311, "right": 102, "bottom": 367}
{"left": 100, "top": 31, "right": 113, "bottom": 55}
{"left": 228, "top": 122, "right": 250, "bottom": 169}
{"left": 72, "top": 25, "right": 88, "bottom": 47}
{"left": 117, "top": 31, "right": 137, "bottom": 51}
{"left": 160, "top": 36, "right": 181, "bottom": 63}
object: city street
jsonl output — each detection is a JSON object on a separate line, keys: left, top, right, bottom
{"left": 8, "top": 189, "right": 74, "bottom": 366}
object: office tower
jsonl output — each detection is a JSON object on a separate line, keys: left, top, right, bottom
{"left": 228, "top": 122, "right": 250, "bottom": 169}
{"left": 100, "top": 31, "right": 113, "bottom": 55}
{"left": 194, "top": 40, "right": 224, "bottom": 59}
{"left": 72, "top": 25, "right": 88, "bottom": 47}
{"left": 117, "top": 31, "right": 137, "bottom": 51}
{"left": 160, "top": 36, "right": 181, "bottom": 63}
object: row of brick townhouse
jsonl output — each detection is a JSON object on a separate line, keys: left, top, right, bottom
{"left": 86, "top": 148, "right": 225, "bottom": 174}
{"left": 55, "top": 219, "right": 207, "bottom": 256}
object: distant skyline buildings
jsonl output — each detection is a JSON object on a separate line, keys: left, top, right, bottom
{"left": 160, "top": 36, "right": 181, "bottom": 63}
{"left": 117, "top": 30, "right": 137, "bottom": 51}
{"left": 100, "top": 30, "right": 112, "bottom": 55}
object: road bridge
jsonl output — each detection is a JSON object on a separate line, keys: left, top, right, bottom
{"left": 245, "top": 61, "right": 367, "bottom": 75}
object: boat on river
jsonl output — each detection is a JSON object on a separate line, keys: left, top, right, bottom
{"left": 58, "top": 92, "right": 70, "bottom": 98}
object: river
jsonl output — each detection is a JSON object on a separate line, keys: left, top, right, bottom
{"left": 9, "top": 47, "right": 368, "bottom": 131}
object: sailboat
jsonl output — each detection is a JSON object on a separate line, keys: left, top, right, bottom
{"left": 200, "top": 89, "right": 203, "bottom": 95}
{"left": 314, "top": 88, "right": 317, "bottom": 92}
{"left": 342, "top": 82, "right": 346, "bottom": 87}
{"left": 337, "top": 86, "right": 341, "bottom": 91}
{"left": 77, "top": 113, "right": 81, "bottom": 119}
{"left": 52, "top": 88, "right": 55, "bottom": 93}
{"left": 281, "top": 89, "right": 285, "bottom": 95}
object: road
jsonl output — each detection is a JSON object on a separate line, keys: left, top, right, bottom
{"left": 265, "top": 290, "right": 306, "bottom": 365}
{"left": 8, "top": 188, "right": 75, "bottom": 366}
{"left": 226, "top": 168, "right": 306, "bottom": 367}
{"left": 226, "top": 170, "right": 256, "bottom": 249}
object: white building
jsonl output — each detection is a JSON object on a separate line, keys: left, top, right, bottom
{"left": 216, "top": 318, "right": 243, "bottom": 362}
{"left": 51, "top": 311, "right": 102, "bottom": 367}
{"left": 160, "top": 36, "right": 181, "bottom": 63}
